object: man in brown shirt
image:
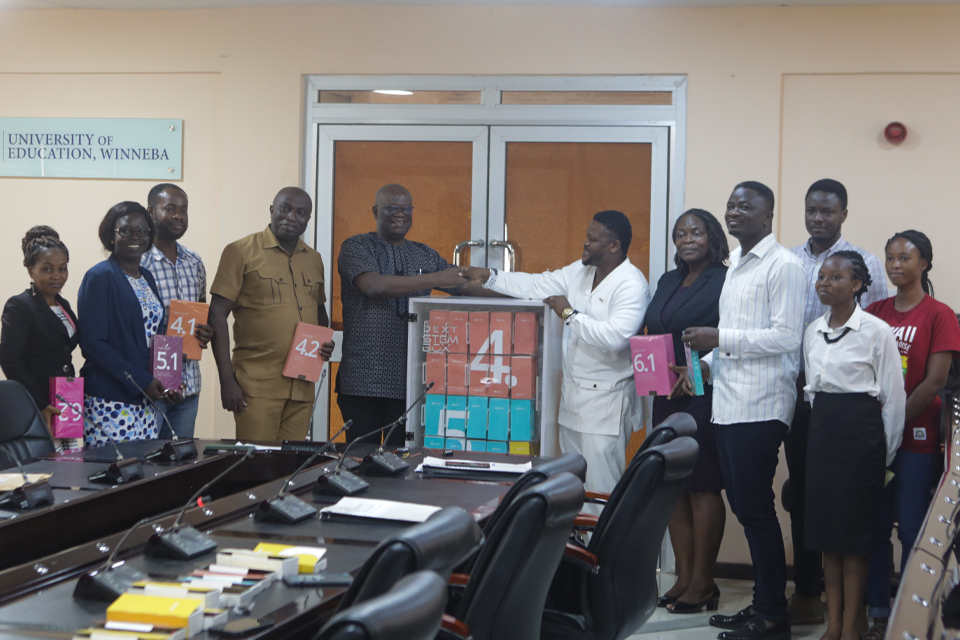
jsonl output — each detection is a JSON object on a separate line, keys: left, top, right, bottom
{"left": 209, "top": 187, "right": 334, "bottom": 440}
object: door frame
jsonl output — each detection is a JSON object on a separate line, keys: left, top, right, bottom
{"left": 487, "top": 125, "right": 670, "bottom": 284}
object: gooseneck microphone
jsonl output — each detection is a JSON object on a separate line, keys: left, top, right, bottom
{"left": 125, "top": 372, "right": 198, "bottom": 462}
{"left": 0, "top": 456, "right": 54, "bottom": 510}
{"left": 306, "top": 368, "right": 328, "bottom": 442}
{"left": 357, "top": 382, "right": 434, "bottom": 477}
{"left": 255, "top": 420, "right": 353, "bottom": 525}
{"left": 82, "top": 396, "right": 145, "bottom": 485}
{"left": 145, "top": 450, "right": 255, "bottom": 560}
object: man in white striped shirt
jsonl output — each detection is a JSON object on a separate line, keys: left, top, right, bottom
{"left": 682, "top": 181, "right": 805, "bottom": 640}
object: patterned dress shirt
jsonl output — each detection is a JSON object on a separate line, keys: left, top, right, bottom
{"left": 141, "top": 244, "right": 206, "bottom": 396}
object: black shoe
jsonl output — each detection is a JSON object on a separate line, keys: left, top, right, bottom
{"left": 718, "top": 620, "right": 790, "bottom": 640}
{"left": 710, "top": 607, "right": 755, "bottom": 630}
{"left": 657, "top": 594, "right": 679, "bottom": 608}
{"left": 670, "top": 589, "right": 721, "bottom": 614}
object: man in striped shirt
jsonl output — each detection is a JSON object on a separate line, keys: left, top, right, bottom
{"left": 683, "top": 181, "right": 805, "bottom": 640}
{"left": 143, "top": 184, "right": 212, "bottom": 439}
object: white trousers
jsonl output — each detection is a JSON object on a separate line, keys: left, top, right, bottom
{"left": 559, "top": 423, "right": 629, "bottom": 514}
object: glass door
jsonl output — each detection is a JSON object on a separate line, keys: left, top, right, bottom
{"left": 313, "top": 125, "right": 489, "bottom": 439}
{"left": 487, "top": 126, "right": 669, "bottom": 284}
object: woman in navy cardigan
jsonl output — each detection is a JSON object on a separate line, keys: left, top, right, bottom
{"left": 643, "top": 209, "right": 729, "bottom": 614}
{"left": 79, "top": 201, "right": 179, "bottom": 447}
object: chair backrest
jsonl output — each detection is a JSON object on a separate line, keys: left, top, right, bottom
{"left": 482, "top": 452, "right": 586, "bottom": 536}
{"left": 456, "top": 471, "right": 585, "bottom": 640}
{"left": 336, "top": 506, "right": 481, "bottom": 611}
{"left": 0, "top": 381, "right": 56, "bottom": 471}
{"left": 635, "top": 412, "right": 696, "bottom": 457}
{"left": 314, "top": 571, "right": 446, "bottom": 640}
{"left": 584, "top": 437, "right": 698, "bottom": 640}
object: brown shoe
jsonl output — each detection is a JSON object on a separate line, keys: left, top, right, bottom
{"left": 787, "top": 594, "right": 824, "bottom": 625}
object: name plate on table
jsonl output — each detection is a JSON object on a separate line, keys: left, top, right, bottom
{"left": 630, "top": 334, "right": 677, "bottom": 396}
{"left": 1, "top": 118, "right": 182, "bottom": 179}
{"left": 152, "top": 335, "right": 183, "bottom": 391}
{"left": 167, "top": 300, "right": 209, "bottom": 361}
{"left": 282, "top": 322, "right": 334, "bottom": 382}
{"left": 50, "top": 376, "right": 84, "bottom": 439}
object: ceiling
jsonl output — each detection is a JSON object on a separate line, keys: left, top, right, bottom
{"left": 2, "top": 0, "right": 958, "bottom": 8}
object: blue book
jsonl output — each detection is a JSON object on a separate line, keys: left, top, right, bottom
{"left": 488, "top": 398, "right": 510, "bottom": 441}
{"left": 510, "top": 399, "right": 534, "bottom": 441}
{"left": 684, "top": 343, "right": 705, "bottom": 396}
{"left": 467, "top": 397, "right": 488, "bottom": 439}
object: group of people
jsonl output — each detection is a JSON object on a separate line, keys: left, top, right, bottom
{"left": 1, "top": 176, "right": 956, "bottom": 640}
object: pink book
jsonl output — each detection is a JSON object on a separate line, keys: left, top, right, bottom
{"left": 152, "top": 335, "right": 184, "bottom": 392}
{"left": 49, "top": 377, "right": 83, "bottom": 439}
{"left": 629, "top": 335, "right": 677, "bottom": 397}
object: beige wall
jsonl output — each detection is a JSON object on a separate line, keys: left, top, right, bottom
{"left": 1, "top": 4, "right": 959, "bottom": 565}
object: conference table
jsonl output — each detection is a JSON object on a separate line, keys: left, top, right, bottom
{"left": 0, "top": 439, "right": 539, "bottom": 639}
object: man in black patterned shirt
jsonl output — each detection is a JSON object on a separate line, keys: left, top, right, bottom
{"left": 337, "top": 184, "right": 469, "bottom": 445}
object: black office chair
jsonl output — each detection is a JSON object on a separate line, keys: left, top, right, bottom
{"left": 336, "top": 506, "right": 482, "bottom": 611}
{"left": 581, "top": 412, "right": 695, "bottom": 510}
{"left": 541, "top": 437, "right": 699, "bottom": 640}
{"left": 442, "top": 471, "right": 586, "bottom": 640}
{"left": 314, "top": 571, "right": 447, "bottom": 640}
{"left": 0, "top": 380, "right": 57, "bottom": 471}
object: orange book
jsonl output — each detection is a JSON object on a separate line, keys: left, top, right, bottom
{"left": 468, "top": 312, "right": 489, "bottom": 355}
{"left": 447, "top": 312, "right": 468, "bottom": 354}
{"left": 490, "top": 312, "right": 512, "bottom": 355}
{"left": 282, "top": 322, "right": 334, "bottom": 382}
{"left": 106, "top": 593, "right": 203, "bottom": 637}
{"left": 487, "top": 356, "right": 510, "bottom": 398}
{"left": 447, "top": 354, "right": 469, "bottom": 396}
{"left": 426, "top": 310, "right": 449, "bottom": 353}
{"left": 510, "top": 356, "right": 536, "bottom": 400}
{"left": 469, "top": 354, "right": 491, "bottom": 396}
{"left": 167, "top": 300, "right": 210, "bottom": 361}
{"left": 513, "top": 312, "right": 539, "bottom": 355}
{"left": 425, "top": 353, "right": 446, "bottom": 394}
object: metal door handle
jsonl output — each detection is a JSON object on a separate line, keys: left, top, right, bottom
{"left": 490, "top": 240, "right": 517, "bottom": 272}
{"left": 453, "top": 239, "right": 484, "bottom": 267}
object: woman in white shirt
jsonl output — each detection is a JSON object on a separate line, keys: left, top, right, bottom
{"left": 802, "top": 250, "right": 905, "bottom": 640}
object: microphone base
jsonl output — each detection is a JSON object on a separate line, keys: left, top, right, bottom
{"left": 358, "top": 452, "right": 410, "bottom": 476}
{"left": 313, "top": 470, "right": 369, "bottom": 497}
{"left": 88, "top": 458, "right": 144, "bottom": 485}
{"left": 73, "top": 562, "right": 147, "bottom": 601}
{"left": 145, "top": 524, "right": 218, "bottom": 560}
{"left": 254, "top": 495, "right": 318, "bottom": 524}
{"left": 147, "top": 439, "right": 199, "bottom": 463}
{"left": 7, "top": 481, "right": 55, "bottom": 510}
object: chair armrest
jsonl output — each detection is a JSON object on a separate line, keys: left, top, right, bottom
{"left": 584, "top": 490, "right": 610, "bottom": 504}
{"left": 563, "top": 543, "right": 600, "bottom": 574}
{"left": 448, "top": 573, "right": 470, "bottom": 586}
{"left": 573, "top": 513, "right": 599, "bottom": 530}
{"left": 439, "top": 614, "right": 471, "bottom": 639}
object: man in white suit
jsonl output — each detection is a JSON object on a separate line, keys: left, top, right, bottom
{"left": 460, "top": 210, "right": 649, "bottom": 495}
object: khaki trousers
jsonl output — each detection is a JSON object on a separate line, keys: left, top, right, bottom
{"left": 234, "top": 397, "right": 312, "bottom": 442}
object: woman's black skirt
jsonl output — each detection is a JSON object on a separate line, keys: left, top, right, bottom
{"left": 804, "top": 392, "right": 886, "bottom": 556}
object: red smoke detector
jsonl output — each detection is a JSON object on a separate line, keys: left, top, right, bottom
{"left": 884, "top": 122, "right": 907, "bottom": 145}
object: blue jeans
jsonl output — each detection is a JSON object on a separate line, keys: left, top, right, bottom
{"left": 715, "top": 420, "right": 790, "bottom": 624}
{"left": 865, "top": 449, "right": 941, "bottom": 618}
{"left": 156, "top": 393, "right": 200, "bottom": 439}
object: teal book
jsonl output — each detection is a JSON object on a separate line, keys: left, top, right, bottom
{"left": 684, "top": 344, "right": 705, "bottom": 396}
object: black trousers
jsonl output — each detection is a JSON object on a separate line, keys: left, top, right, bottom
{"left": 336, "top": 394, "right": 408, "bottom": 447}
{"left": 716, "top": 420, "right": 790, "bottom": 624}
{"left": 784, "top": 402, "right": 824, "bottom": 597}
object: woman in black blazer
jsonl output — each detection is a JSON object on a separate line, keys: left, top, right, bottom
{"left": 643, "top": 209, "right": 729, "bottom": 614}
{"left": 0, "top": 226, "right": 80, "bottom": 446}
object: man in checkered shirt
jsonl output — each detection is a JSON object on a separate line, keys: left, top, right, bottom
{"left": 141, "top": 183, "right": 212, "bottom": 438}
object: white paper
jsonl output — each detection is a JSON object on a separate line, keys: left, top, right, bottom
{"left": 236, "top": 442, "right": 282, "bottom": 451}
{"left": 205, "top": 564, "right": 250, "bottom": 575}
{"left": 416, "top": 457, "right": 532, "bottom": 475}
{"left": 104, "top": 621, "right": 154, "bottom": 632}
{"left": 318, "top": 497, "right": 441, "bottom": 523}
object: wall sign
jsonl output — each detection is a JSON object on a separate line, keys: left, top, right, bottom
{"left": 1, "top": 117, "right": 182, "bottom": 180}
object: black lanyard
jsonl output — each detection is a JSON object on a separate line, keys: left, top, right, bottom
{"left": 822, "top": 327, "right": 853, "bottom": 344}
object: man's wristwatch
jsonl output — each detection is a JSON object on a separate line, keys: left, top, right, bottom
{"left": 561, "top": 307, "right": 576, "bottom": 321}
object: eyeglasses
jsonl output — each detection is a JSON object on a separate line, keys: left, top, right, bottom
{"left": 115, "top": 227, "right": 151, "bottom": 238}
{"left": 381, "top": 205, "right": 414, "bottom": 216}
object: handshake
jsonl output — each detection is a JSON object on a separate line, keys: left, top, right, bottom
{"left": 437, "top": 265, "right": 491, "bottom": 288}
